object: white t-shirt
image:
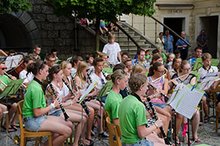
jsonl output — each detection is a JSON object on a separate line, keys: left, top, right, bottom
{"left": 198, "top": 66, "right": 218, "bottom": 80}
{"left": 19, "top": 70, "right": 34, "bottom": 84}
{"left": 71, "top": 68, "right": 77, "bottom": 77}
{"left": 90, "top": 72, "right": 107, "bottom": 90}
{"left": 102, "top": 42, "right": 121, "bottom": 65}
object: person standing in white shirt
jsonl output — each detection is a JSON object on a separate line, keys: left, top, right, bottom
{"left": 102, "top": 34, "right": 121, "bottom": 66}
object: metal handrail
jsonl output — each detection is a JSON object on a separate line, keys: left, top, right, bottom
{"left": 113, "top": 21, "right": 141, "bottom": 50}
{"left": 150, "top": 16, "right": 191, "bottom": 47}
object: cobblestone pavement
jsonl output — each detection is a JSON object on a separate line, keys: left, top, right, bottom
{"left": 0, "top": 117, "right": 220, "bottom": 146}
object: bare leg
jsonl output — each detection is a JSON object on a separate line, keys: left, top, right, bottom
{"left": 40, "top": 116, "right": 72, "bottom": 146}
{"left": 64, "top": 110, "right": 87, "bottom": 146}
{"left": 146, "top": 132, "right": 168, "bottom": 146}
{"left": 175, "top": 114, "right": 184, "bottom": 136}
{"left": 202, "top": 96, "right": 209, "bottom": 118}
{"left": 87, "top": 100, "right": 104, "bottom": 133}
{"left": 191, "top": 110, "right": 200, "bottom": 140}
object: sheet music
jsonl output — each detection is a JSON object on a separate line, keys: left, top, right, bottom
{"left": 199, "top": 76, "right": 220, "bottom": 90}
{"left": 79, "top": 81, "right": 97, "bottom": 103}
{"left": 168, "top": 84, "right": 204, "bottom": 119}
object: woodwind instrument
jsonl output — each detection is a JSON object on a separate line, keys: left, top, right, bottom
{"left": 144, "top": 97, "right": 171, "bottom": 145}
{"left": 62, "top": 78, "right": 90, "bottom": 116}
{"left": 49, "top": 83, "right": 69, "bottom": 121}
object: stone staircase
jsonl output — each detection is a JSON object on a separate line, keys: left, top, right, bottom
{"left": 104, "top": 21, "right": 157, "bottom": 57}
{"left": 77, "top": 21, "right": 156, "bottom": 57}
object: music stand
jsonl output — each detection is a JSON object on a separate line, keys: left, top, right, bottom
{"left": 0, "top": 79, "right": 23, "bottom": 144}
{"left": 0, "top": 79, "right": 24, "bottom": 99}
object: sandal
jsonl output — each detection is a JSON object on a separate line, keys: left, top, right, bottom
{"left": 193, "top": 137, "right": 201, "bottom": 143}
{"left": 11, "top": 125, "right": 18, "bottom": 131}
{"left": 86, "top": 138, "right": 94, "bottom": 146}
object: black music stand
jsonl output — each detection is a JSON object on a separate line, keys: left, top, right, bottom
{"left": 0, "top": 79, "right": 24, "bottom": 99}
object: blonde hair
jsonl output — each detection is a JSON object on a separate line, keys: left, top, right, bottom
{"left": 111, "top": 69, "right": 126, "bottom": 84}
{"left": 131, "top": 64, "right": 146, "bottom": 75}
{"left": 60, "top": 61, "right": 71, "bottom": 70}
{"left": 76, "top": 61, "right": 88, "bottom": 82}
{"left": 129, "top": 73, "right": 147, "bottom": 93}
{"left": 202, "top": 53, "right": 212, "bottom": 61}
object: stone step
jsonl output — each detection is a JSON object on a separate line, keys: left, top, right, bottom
{"left": 118, "top": 40, "right": 146, "bottom": 46}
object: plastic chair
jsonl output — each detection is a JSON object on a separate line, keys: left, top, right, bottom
{"left": 17, "top": 100, "right": 53, "bottom": 146}
{"left": 106, "top": 116, "right": 122, "bottom": 146}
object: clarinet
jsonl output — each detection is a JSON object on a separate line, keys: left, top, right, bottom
{"left": 49, "top": 83, "right": 69, "bottom": 121}
{"left": 62, "top": 78, "right": 90, "bottom": 116}
{"left": 145, "top": 97, "right": 171, "bottom": 145}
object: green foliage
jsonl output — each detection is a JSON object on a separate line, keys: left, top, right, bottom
{"left": 0, "top": 0, "right": 31, "bottom": 13}
{"left": 48, "top": 0, "right": 156, "bottom": 21}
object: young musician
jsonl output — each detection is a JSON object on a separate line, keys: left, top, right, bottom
{"left": 0, "top": 63, "right": 18, "bottom": 132}
{"left": 147, "top": 62, "right": 171, "bottom": 133}
{"left": 19, "top": 56, "right": 34, "bottom": 84}
{"left": 46, "top": 65, "right": 88, "bottom": 146}
{"left": 29, "top": 45, "right": 41, "bottom": 61}
{"left": 169, "top": 58, "right": 182, "bottom": 77}
{"left": 171, "top": 60, "right": 200, "bottom": 143}
{"left": 22, "top": 61, "right": 72, "bottom": 146}
{"left": 118, "top": 73, "right": 167, "bottom": 146}
{"left": 198, "top": 53, "right": 219, "bottom": 121}
{"left": 61, "top": 61, "right": 95, "bottom": 145}
{"left": 105, "top": 69, "right": 128, "bottom": 125}
{"left": 74, "top": 61, "right": 107, "bottom": 141}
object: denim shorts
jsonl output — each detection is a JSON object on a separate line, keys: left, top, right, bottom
{"left": 122, "top": 139, "right": 154, "bottom": 146}
{"left": 24, "top": 116, "right": 47, "bottom": 132}
{"left": 152, "top": 103, "right": 167, "bottom": 109}
{"left": 49, "top": 110, "right": 62, "bottom": 117}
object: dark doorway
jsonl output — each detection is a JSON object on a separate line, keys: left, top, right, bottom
{"left": 0, "top": 14, "right": 32, "bottom": 52}
{"left": 163, "top": 17, "right": 185, "bottom": 51}
{"left": 199, "top": 16, "right": 218, "bottom": 58}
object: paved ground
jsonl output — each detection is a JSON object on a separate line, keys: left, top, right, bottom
{"left": 0, "top": 117, "right": 220, "bottom": 146}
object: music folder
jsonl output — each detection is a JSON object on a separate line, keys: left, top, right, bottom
{"left": 0, "top": 79, "right": 24, "bottom": 99}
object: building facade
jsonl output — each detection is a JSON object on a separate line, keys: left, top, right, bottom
{"left": 120, "top": 0, "right": 220, "bottom": 58}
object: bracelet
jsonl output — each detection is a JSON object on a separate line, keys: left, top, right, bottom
{"left": 50, "top": 103, "right": 55, "bottom": 109}
{"left": 154, "top": 123, "right": 159, "bottom": 129}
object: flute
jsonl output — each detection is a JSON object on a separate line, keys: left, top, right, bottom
{"left": 62, "top": 78, "right": 90, "bottom": 116}
{"left": 49, "top": 83, "right": 69, "bottom": 121}
{"left": 144, "top": 97, "right": 171, "bottom": 145}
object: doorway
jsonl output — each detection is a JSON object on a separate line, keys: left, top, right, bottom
{"left": 163, "top": 17, "right": 185, "bottom": 51}
{"left": 199, "top": 16, "right": 218, "bottom": 58}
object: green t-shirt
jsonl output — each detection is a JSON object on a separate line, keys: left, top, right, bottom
{"left": 22, "top": 80, "right": 46, "bottom": 118}
{"left": 118, "top": 95, "right": 147, "bottom": 144}
{"left": 105, "top": 90, "right": 123, "bottom": 123}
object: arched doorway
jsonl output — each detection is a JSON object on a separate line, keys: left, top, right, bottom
{"left": 0, "top": 12, "right": 40, "bottom": 52}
